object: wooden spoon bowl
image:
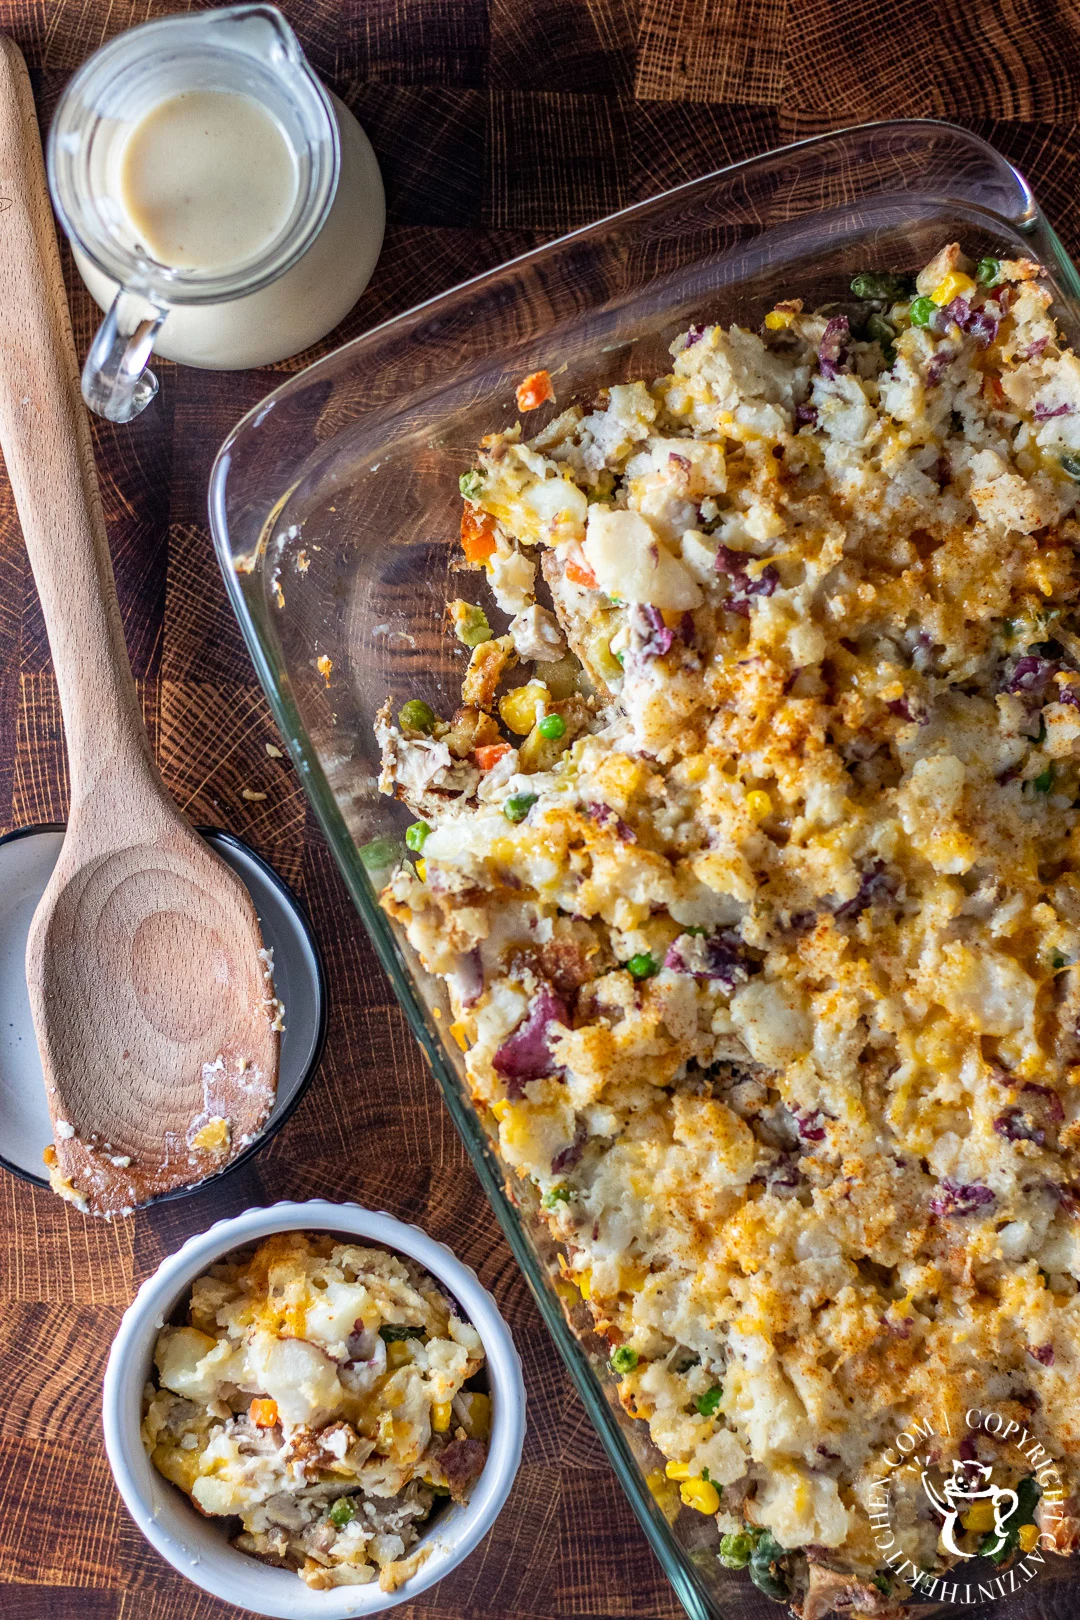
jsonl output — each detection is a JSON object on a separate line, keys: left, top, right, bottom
{"left": 0, "top": 37, "right": 279, "bottom": 1215}
{"left": 31, "top": 821, "right": 279, "bottom": 1213}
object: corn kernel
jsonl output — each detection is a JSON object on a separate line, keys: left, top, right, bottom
{"left": 191, "top": 1117, "right": 230, "bottom": 1152}
{"left": 745, "top": 790, "right": 772, "bottom": 820}
{"left": 645, "top": 1467, "right": 682, "bottom": 1522}
{"left": 415, "top": 858, "right": 427, "bottom": 882}
{"left": 680, "top": 1478, "right": 721, "bottom": 1515}
{"left": 620, "top": 1264, "right": 649, "bottom": 1293}
{"left": 456, "top": 1390, "right": 491, "bottom": 1440}
{"left": 491, "top": 1099, "right": 511, "bottom": 1122}
{"left": 386, "top": 1341, "right": 412, "bottom": 1369}
{"left": 499, "top": 682, "right": 549, "bottom": 735}
{"left": 449, "top": 1020, "right": 468, "bottom": 1051}
{"left": 931, "top": 270, "right": 977, "bottom": 307}
{"left": 961, "top": 1499, "right": 997, "bottom": 1533}
{"left": 500, "top": 1105, "right": 530, "bottom": 1150}
{"left": 577, "top": 1267, "right": 592, "bottom": 1301}
{"left": 1019, "top": 1523, "right": 1040, "bottom": 1552}
{"left": 665, "top": 1460, "right": 692, "bottom": 1480}
{"left": 764, "top": 309, "right": 795, "bottom": 331}
{"left": 588, "top": 632, "right": 625, "bottom": 683}
{"left": 432, "top": 1401, "right": 453, "bottom": 1432}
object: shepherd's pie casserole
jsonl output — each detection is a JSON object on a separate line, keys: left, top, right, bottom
{"left": 376, "top": 246, "right": 1080, "bottom": 1615}
{"left": 142, "top": 1233, "right": 489, "bottom": 1590}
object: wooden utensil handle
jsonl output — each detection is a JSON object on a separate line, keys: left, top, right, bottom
{"left": 0, "top": 37, "right": 157, "bottom": 813}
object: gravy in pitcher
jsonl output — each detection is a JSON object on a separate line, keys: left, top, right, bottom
{"left": 73, "top": 90, "right": 384, "bottom": 371}
{"left": 118, "top": 90, "right": 298, "bottom": 271}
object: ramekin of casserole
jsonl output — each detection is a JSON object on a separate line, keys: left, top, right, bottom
{"left": 102, "top": 1199, "right": 526, "bottom": 1619}
{"left": 207, "top": 122, "right": 1080, "bottom": 1619}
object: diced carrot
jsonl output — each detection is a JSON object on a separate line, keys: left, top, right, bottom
{"left": 249, "top": 1397, "right": 279, "bottom": 1428}
{"left": 516, "top": 370, "right": 555, "bottom": 412}
{"left": 475, "top": 741, "right": 512, "bottom": 771}
{"left": 461, "top": 504, "right": 497, "bottom": 563}
{"left": 983, "top": 372, "right": 1006, "bottom": 407}
{"left": 565, "top": 557, "right": 598, "bottom": 589}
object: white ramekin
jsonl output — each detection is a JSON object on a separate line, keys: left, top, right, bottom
{"left": 102, "top": 1199, "right": 527, "bottom": 1619}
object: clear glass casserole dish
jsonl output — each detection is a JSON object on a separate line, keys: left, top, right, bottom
{"left": 209, "top": 120, "right": 1080, "bottom": 1620}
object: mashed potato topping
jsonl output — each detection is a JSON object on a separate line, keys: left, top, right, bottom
{"left": 378, "top": 246, "right": 1080, "bottom": 1612}
{"left": 142, "top": 1234, "right": 489, "bottom": 1590}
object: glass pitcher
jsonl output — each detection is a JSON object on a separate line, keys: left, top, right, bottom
{"left": 47, "top": 5, "right": 342, "bottom": 424}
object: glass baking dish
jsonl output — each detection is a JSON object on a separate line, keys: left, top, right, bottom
{"left": 209, "top": 120, "right": 1080, "bottom": 1620}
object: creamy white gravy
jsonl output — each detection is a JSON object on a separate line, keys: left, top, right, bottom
{"left": 118, "top": 90, "right": 297, "bottom": 270}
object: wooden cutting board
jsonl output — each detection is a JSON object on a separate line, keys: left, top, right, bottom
{"left": 0, "top": 2, "right": 1079, "bottom": 1616}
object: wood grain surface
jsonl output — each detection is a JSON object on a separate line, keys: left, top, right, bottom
{"left": 1, "top": 2, "right": 1079, "bottom": 1617}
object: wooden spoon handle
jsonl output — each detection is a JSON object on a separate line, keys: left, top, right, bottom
{"left": 0, "top": 37, "right": 157, "bottom": 818}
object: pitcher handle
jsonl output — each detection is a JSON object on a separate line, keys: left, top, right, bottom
{"left": 81, "top": 286, "right": 168, "bottom": 423}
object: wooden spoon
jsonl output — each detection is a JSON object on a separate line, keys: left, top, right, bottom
{"left": 0, "top": 38, "right": 280, "bottom": 1217}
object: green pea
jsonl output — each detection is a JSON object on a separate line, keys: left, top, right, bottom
{"left": 398, "top": 699, "right": 436, "bottom": 733}
{"left": 909, "top": 296, "right": 937, "bottom": 328}
{"left": 542, "top": 1184, "right": 571, "bottom": 1208}
{"left": 1053, "top": 954, "right": 1068, "bottom": 969}
{"left": 359, "top": 835, "right": 402, "bottom": 877}
{"left": 609, "top": 1346, "right": 639, "bottom": 1374}
{"left": 454, "top": 604, "right": 493, "bottom": 648}
{"left": 695, "top": 1385, "right": 723, "bottom": 1417}
{"left": 379, "top": 1324, "right": 426, "bottom": 1343}
{"left": 749, "top": 1532, "right": 790, "bottom": 1601}
{"left": 718, "top": 1530, "right": 755, "bottom": 1569}
{"left": 872, "top": 1574, "right": 893, "bottom": 1595}
{"left": 1034, "top": 767, "right": 1055, "bottom": 793}
{"left": 405, "top": 821, "right": 431, "bottom": 853}
{"left": 1060, "top": 454, "right": 1080, "bottom": 482}
{"left": 504, "top": 793, "right": 538, "bottom": 823}
{"left": 865, "top": 312, "right": 896, "bottom": 359}
{"left": 538, "top": 713, "right": 566, "bottom": 740}
{"left": 329, "top": 1497, "right": 357, "bottom": 1527}
{"left": 459, "top": 470, "right": 485, "bottom": 499}
{"left": 850, "top": 271, "right": 915, "bottom": 302}
{"left": 626, "top": 953, "right": 658, "bottom": 980}
{"left": 976, "top": 257, "right": 1002, "bottom": 288}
